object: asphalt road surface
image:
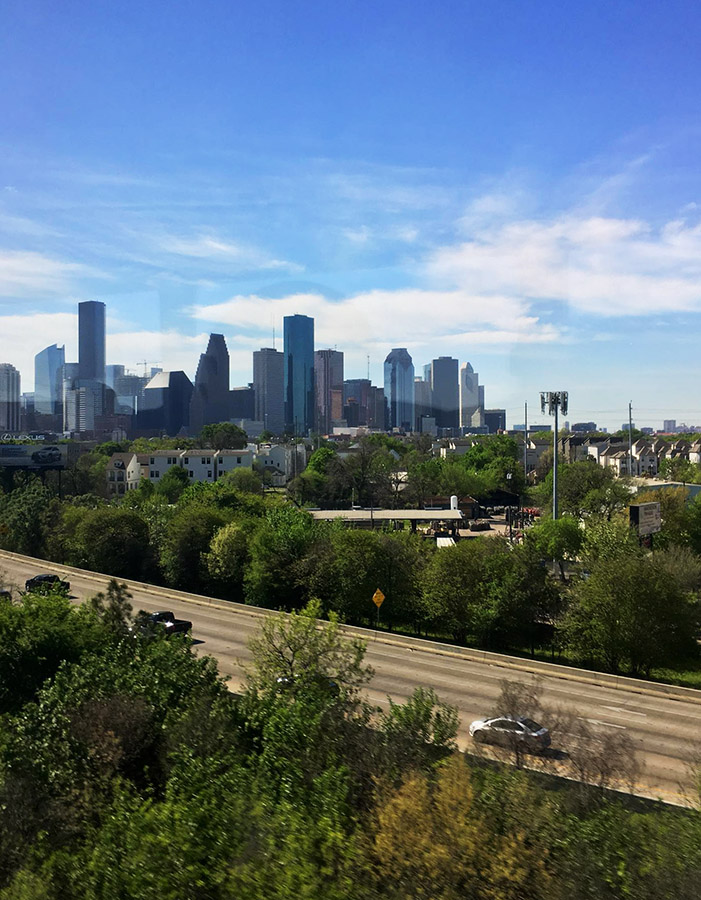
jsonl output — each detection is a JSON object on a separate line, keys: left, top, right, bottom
{"left": 2, "top": 550, "right": 700, "bottom": 807}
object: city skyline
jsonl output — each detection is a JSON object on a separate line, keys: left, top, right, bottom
{"left": 3, "top": 2, "right": 701, "bottom": 430}
{"left": 7, "top": 301, "right": 700, "bottom": 436}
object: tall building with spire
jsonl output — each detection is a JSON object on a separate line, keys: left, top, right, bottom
{"left": 189, "top": 333, "right": 231, "bottom": 433}
{"left": 284, "top": 314, "right": 315, "bottom": 435}
{"left": 384, "top": 348, "right": 414, "bottom": 431}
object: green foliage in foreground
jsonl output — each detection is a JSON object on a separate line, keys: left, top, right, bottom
{"left": 1, "top": 594, "right": 701, "bottom": 899}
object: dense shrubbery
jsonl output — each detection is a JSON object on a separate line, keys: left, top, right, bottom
{"left": 1, "top": 590, "right": 701, "bottom": 899}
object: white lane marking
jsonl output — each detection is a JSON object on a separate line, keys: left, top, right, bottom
{"left": 579, "top": 717, "right": 627, "bottom": 730}
{"left": 602, "top": 705, "right": 647, "bottom": 717}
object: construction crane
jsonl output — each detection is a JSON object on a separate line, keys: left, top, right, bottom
{"left": 140, "top": 360, "right": 162, "bottom": 378}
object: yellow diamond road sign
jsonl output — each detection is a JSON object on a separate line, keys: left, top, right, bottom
{"left": 372, "top": 589, "right": 385, "bottom": 608}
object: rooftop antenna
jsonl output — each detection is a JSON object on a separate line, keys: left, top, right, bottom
{"left": 367, "top": 354, "right": 370, "bottom": 380}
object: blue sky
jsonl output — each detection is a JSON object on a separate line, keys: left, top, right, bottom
{"left": 2, "top": 0, "right": 701, "bottom": 430}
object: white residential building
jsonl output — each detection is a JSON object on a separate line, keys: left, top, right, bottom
{"left": 181, "top": 449, "right": 216, "bottom": 482}
{"left": 215, "top": 449, "right": 254, "bottom": 477}
{"left": 147, "top": 450, "right": 184, "bottom": 482}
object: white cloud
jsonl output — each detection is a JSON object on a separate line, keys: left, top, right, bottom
{"left": 0, "top": 313, "right": 77, "bottom": 387}
{"left": 191, "top": 287, "right": 557, "bottom": 362}
{"left": 0, "top": 250, "right": 98, "bottom": 298}
{"left": 427, "top": 216, "right": 701, "bottom": 316}
{"left": 155, "top": 232, "right": 304, "bottom": 273}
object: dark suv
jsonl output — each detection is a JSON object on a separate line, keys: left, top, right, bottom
{"left": 24, "top": 574, "right": 71, "bottom": 595}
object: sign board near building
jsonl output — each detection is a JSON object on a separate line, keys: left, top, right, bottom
{"left": 0, "top": 444, "right": 66, "bottom": 469}
{"left": 629, "top": 501, "right": 661, "bottom": 536}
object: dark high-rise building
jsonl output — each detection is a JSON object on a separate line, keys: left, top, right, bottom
{"left": 189, "top": 334, "right": 231, "bottom": 433}
{"left": 343, "top": 398, "right": 361, "bottom": 427}
{"left": 0, "top": 363, "right": 20, "bottom": 432}
{"left": 230, "top": 385, "right": 255, "bottom": 420}
{"left": 343, "top": 378, "right": 370, "bottom": 425}
{"left": 253, "top": 348, "right": 285, "bottom": 435}
{"left": 384, "top": 348, "right": 414, "bottom": 431}
{"left": 367, "top": 386, "right": 387, "bottom": 430}
{"left": 413, "top": 377, "right": 433, "bottom": 431}
{"left": 78, "top": 301, "right": 106, "bottom": 383}
{"left": 34, "top": 344, "right": 65, "bottom": 415}
{"left": 138, "top": 371, "right": 193, "bottom": 435}
{"left": 284, "top": 314, "right": 314, "bottom": 435}
{"left": 484, "top": 408, "right": 507, "bottom": 433}
{"left": 314, "top": 349, "right": 344, "bottom": 434}
{"left": 429, "top": 356, "right": 459, "bottom": 430}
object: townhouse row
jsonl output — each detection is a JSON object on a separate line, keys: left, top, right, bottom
{"left": 106, "top": 443, "right": 308, "bottom": 495}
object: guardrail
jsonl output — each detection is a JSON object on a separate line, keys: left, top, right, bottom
{"left": 3, "top": 548, "right": 701, "bottom": 705}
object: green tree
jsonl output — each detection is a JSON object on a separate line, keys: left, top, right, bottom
{"left": 70, "top": 508, "right": 152, "bottom": 579}
{"left": 220, "top": 467, "right": 264, "bottom": 494}
{"left": 160, "top": 504, "right": 227, "bottom": 591}
{"left": 527, "top": 515, "right": 583, "bottom": 580}
{"left": 244, "top": 507, "right": 321, "bottom": 609}
{"left": 199, "top": 422, "right": 247, "bottom": 450}
{"left": 0, "top": 481, "right": 54, "bottom": 557}
{"left": 0, "top": 592, "right": 103, "bottom": 714}
{"left": 564, "top": 551, "right": 697, "bottom": 675}
{"left": 307, "top": 445, "right": 338, "bottom": 475}
{"left": 155, "top": 464, "right": 189, "bottom": 503}
{"left": 88, "top": 580, "right": 134, "bottom": 636}
{"left": 635, "top": 486, "right": 689, "bottom": 549}
{"left": 204, "top": 520, "right": 251, "bottom": 601}
{"left": 245, "top": 598, "right": 373, "bottom": 697}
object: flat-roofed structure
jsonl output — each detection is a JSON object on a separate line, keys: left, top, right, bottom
{"left": 308, "top": 508, "right": 463, "bottom": 534}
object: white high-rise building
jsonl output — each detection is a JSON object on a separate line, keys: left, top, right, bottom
{"left": 459, "top": 362, "right": 485, "bottom": 430}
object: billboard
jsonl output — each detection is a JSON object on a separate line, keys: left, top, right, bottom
{"left": 629, "top": 501, "right": 661, "bottom": 536}
{"left": 0, "top": 444, "right": 66, "bottom": 469}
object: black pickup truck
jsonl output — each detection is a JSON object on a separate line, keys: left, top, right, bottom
{"left": 24, "top": 574, "right": 71, "bottom": 595}
{"left": 141, "top": 610, "right": 192, "bottom": 637}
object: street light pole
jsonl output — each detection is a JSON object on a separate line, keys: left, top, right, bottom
{"left": 541, "top": 391, "right": 568, "bottom": 521}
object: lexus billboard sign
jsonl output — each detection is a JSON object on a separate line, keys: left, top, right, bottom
{"left": 0, "top": 444, "right": 66, "bottom": 469}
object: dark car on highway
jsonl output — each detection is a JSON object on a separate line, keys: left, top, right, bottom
{"left": 24, "top": 574, "right": 71, "bottom": 595}
{"left": 130, "top": 610, "right": 193, "bottom": 638}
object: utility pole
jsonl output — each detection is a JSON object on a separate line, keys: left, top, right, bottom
{"left": 541, "top": 391, "right": 568, "bottom": 520}
{"left": 628, "top": 401, "right": 634, "bottom": 478}
{"left": 523, "top": 401, "right": 528, "bottom": 481}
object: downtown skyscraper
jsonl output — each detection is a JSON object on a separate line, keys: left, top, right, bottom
{"left": 284, "top": 314, "right": 314, "bottom": 435}
{"left": 34, "top": 343, "right": 65, "bottom": 415}
{"left": 0, "top": 363, "right": 20, "bottom": 433}
{"left": 384, "top": 348, "right": 414, "bottom": 431}
{"left": 429, "top": 356, "right": 459, "bottom": 430}
{"left": 314, "top": 348, "right": 343, "bottom": 435}
{"left": 253, "top": 348, "right": 285, "bottom": 435}
{"left": 78, "top": 301, "right": 106, "bottom": 383}
{"left": 189, "top": 333, "right": 231, "bottom": 433}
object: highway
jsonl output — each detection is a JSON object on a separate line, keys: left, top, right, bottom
{"left": 2, "top": 549, "right": 700, "bottom": 806}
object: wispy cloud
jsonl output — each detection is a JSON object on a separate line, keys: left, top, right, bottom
{"left": 154, "top": 232, "right": 304, "bottom": 273}
{"left": 0, "top": 250, "right": 103, "bottom": 298}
